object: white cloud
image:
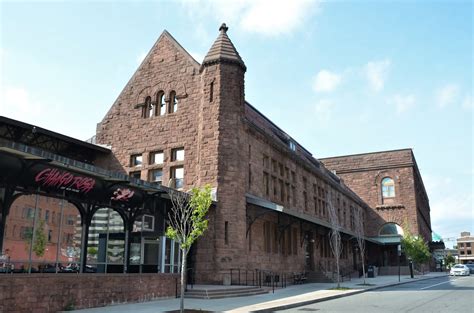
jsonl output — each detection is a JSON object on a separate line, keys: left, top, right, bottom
{"left": 0, "top": 86, "right": 42, "bottom": 120}
{"left": 181, "top": 0, "right": 320, "bottom": 37}
{"left": 365, "top": 59, "right": 391, "bottom": 92}
{"left": 435, "top": 83, "right": 460, "bottom": 108}
{"left": 314, "top": 98, "right": 334, "bottom": 122}
{"left": 462, "top": 94, "right": 473, "bottom": 110}
{"left": 312, "top": 70, "right": 341, "bottom": 93}
{"left": 388, "top": 94, "right": 416, "bottom": 114}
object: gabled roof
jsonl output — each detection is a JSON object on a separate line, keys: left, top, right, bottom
{"left": 202, "top": 23, "right": 246, "bottom": 71}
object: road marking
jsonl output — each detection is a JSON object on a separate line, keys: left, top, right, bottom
{"left": 420, "top": 277, "right": 460, "bottom": 290}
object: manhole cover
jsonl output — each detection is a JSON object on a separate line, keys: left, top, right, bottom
{"left": 165, "top": 310, "right": 215, "bottom": 313}
{"left": 297, "top": 309, "right": 319, "bottom": 312}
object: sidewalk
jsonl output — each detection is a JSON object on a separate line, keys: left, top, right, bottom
{"left": 72, "top": 272, "right": 447, "bottom": 313}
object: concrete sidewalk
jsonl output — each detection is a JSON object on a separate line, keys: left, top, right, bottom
{"left": 72, "top": 272, "right": 448, "bottom": 313}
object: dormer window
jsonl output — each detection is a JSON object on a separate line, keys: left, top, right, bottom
{"left": 382, "top": 177, "right": 395, "bottom": 198}
{"left": 289, "top": 141, "right": 296, "bottom": 151}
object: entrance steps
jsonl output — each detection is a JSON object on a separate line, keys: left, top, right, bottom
{"left": 305, "top": 270, "right": 333, "bottom": 283}
{"left": 184, "top": 285, "right": 268, "bottom": 299}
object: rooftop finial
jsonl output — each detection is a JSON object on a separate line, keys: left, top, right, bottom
{"left": 219, "top": 23, "right": 228, "bottom": 33}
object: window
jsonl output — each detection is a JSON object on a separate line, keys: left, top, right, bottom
{"left": 263, "top": 155, "right": 269, "bottom": 169}
{"left": 279, "top": 179, "right": 285, "bottom": 202}
{"left": 142, "top": 96, "right": 153, "bottom": 118}
{"left": 289, "top": 141, "right": 296, "bottom": 151}
{"left": 20, "top": 227, "right": 32, "bottom": 240}
{"left": 130, "top": 154, "right": 142, "bottom": 167}
{"left": 171, "top": 166, "right": 184, "bottom": 189}
{"left": 382, "top": 177, "right": 395, "bottom": 198}
{"left": 263, "top": 173, "right": 269, "bottom": 196}
{"left": 158, "top": 92, "right": 166, "bottom": 116}
{"left": 149, "top": 169, "right": 163, "bottom": 185}
{"left": 45, "top": 210, "right": 50, "bottom": 222}
{"left": 66, "top": 215, "right": 75, "bottom": 226}
{"left": 130, "top": 171, "right": 141, "bottom": 179}
{"left": 22, "top": 207, "right": 35, "bottom": 220}
{"left": 171, "top": 148, "right": 184, "bottom": 161}
{"left": 150, "top": 151, "right": 164, "bottom": 164}
{"left": 224, "top": 221, "right": 229, "bottom": 245}
{"left": 48, "top": 230, "right": 53, "bottom": 242}
{"left": 459, "top": 243, "right": 464, "bottom": 247}
{"left": 466, "top": 243, "right": 471, "bottom": 247}
{"left": 379, "top": 223, "right": 404, "bottom": 236}
{"left": 209, "top": 81, "right": 214, "bottom": 102}
{"left": 169, "top": 91, "right": 178, "bottom": 113}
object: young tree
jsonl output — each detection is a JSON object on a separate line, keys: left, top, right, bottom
{"left": 354, "top": 207, "right": 366, "bottom": 284}
{"left": 166, "top": 185, "right": 212, "bottom": 313}
{"left": 33, "top": 219, "right": 47, "bottom": 257}
{"left": 444, "top": 253, "right": 455, "bottom": 270}
{"left": 401, "top": 233, "right": 431, "bottom": 274}
{"left": 327, "top": 195, "right": 342, "bottom": 288}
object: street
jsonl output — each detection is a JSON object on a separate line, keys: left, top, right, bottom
{"left": 276, "top": 276, "right": 474, "bottom": 313}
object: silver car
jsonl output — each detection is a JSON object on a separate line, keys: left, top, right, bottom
{"left": 450, "top": 264, "right": 470, "bottom": 276}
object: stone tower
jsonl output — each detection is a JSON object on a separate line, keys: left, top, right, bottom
{"left": 194, "top": 23, "right": 248, "bottom": 282}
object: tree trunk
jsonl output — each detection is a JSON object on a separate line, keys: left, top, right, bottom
{"left": 180, "top": 248, "right": 187, "bottom": 313}
{"left": 360, "top": 252, "right": 366, "bottom": 285}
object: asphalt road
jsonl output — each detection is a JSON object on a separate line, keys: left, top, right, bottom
{"left": 276, "top": 275, "right": 474, "bottom": 313}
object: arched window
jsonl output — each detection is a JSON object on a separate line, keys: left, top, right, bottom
{"left": 169, "top": 91, "right": 178, "bottom": 113}
{"left": 157, "top": 91, "right": 166, "bottom": 116}
{"left": 379, "top": 223, "right": 404, "bottom": 236}
{"left": 381, "top": 177, "right": 395, "bottom": 198}
{"left": 142, "top": 96, "right": 152, "bottom": 118}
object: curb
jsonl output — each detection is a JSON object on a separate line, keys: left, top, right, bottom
{"left": 249, "top": 275, "right": 448, "bottom": 312}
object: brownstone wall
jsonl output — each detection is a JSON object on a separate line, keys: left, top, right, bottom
{"left": 95, "top": 32, "right": 205, "bottom": 190}
{"left": 0, "top": 273, "right": 178, "bottom": 313}
{"left": 321, "top": 150, "right": 432, "bottom": 241}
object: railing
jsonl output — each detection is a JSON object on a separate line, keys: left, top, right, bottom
{"left": 318, "top": 261, "right": 353, "bottom": 282}
{"left": 228, "top": 268, "right": 299, "bottom": 291}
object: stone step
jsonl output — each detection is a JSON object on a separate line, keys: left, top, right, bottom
{"left": 184, "top": 286, "right": 268, "bottom": 299}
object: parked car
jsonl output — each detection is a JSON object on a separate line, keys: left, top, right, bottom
{"left": 450, "top": 264, "right": 470, "bottom": 276}
{"left": 464, "top": 263, "right": 474, "bottom": 274}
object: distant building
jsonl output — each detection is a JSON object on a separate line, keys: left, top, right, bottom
{"left": 457, "top": 231, "right": 474, "bottom": 264}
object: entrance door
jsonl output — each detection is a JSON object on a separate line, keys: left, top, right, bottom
{"left": 142, "top": 239, "right": 161, "bottom": 273}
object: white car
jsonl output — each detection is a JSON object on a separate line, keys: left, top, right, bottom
{"left": 450, "top": 264, "right": 470, "bottom": 276}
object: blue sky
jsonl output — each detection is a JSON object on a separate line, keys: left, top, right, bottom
{"left": 1, "top": 0, "right": 472, "bottom": 247}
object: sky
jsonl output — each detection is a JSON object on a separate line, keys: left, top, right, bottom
{"left": 0, "top": 0, "right": 472, "bottom": 247}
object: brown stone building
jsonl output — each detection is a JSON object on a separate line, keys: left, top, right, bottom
{"left": 93, "top": 24, "right": 433, "bottom": 282}
{"left": 321, "top": 149, "right": 432, "bottom": 242}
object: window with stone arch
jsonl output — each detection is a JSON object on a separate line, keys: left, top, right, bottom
{"left": 169, "top": 91, "right": 178, "bottom": 113}
{"left": 381, "top": 177, "right": 395, "bottom": 198}
{"left": 142, "top": 96, "right": 153, "bottom": 118}
{"left": 379, "top": 222, "right": 404, "bottom": 236}
{"left": 157, "top": 91, "right": 166, "bottom": 116}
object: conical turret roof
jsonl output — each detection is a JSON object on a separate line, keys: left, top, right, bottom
{"left": 202, "top": 23, "right": 246, "bottom": 71}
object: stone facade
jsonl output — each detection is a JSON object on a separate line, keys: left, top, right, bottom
{"left": 0, "top": 273, "right": 178, "bottom": 313}
{"left": 95, "top": 25, "right": 433, "bottom": 282}
{"left": 321, "top": 149, "right": 432, "bottom": 242}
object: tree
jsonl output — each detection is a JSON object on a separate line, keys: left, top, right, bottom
{"left": 354, "top": 207, "right": 366, "bottom": 284}
{"left": 401, "top": 232, "right": 431, "bottom": 274}
{"left": 166, "top": 185, "right": 212, "bottom": 313}
{"left": 327, "top": 195, "right": 342, "bottom": 288}
{"left": 444, "top": 253, "right": 455, "bottom": 270}
{"left": 32, "top": 219, "right": 47, "bottom": 257}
